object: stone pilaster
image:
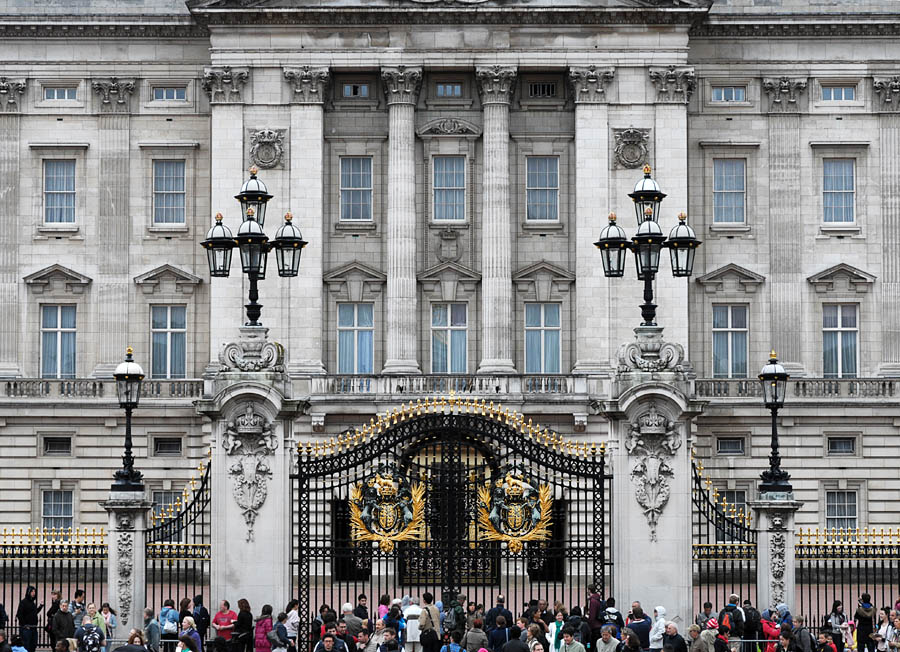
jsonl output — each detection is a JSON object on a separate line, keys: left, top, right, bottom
{"left": 875, "top": 85, "right": 900, "bottom": 373}
{"left": 285, "top": 67, "right": 330, "bottom": 375}
{"left": 102, "top": 492, "right": 153, "bottom": 639}
{"left": 570, "top": 67, "right": 615, "bottom": 374}
{"left": 750, "top": 498, "right": 802, "bottom": 612}
{"left": 476, "top": 65, "right": 517, "bottom": 374}
{"left": 0, "top": 80, "right": 23, "bottom": 376}
{"left": 381, "top": 66, "right": 422, "bottom": 375}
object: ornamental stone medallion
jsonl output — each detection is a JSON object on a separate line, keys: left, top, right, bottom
{"left": 249, "top": 128, "right": 286, "bottom": 169}
{"left": 625, "top": 403, "right": 682, "bottom": 542}
{"left": 222, "top": 403, "right": 278, "bottom": 542}
{"left": 613, "top": 127, "right": 651, "bottom": 169}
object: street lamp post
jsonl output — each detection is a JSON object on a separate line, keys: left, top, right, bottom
{"left": 111, "top": 347, "right": 145, "bottom": 491}
{"left": 758, "top": 351, "right": 792, "bottom": 494}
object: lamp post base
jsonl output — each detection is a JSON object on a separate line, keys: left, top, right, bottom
{"left": 617, "top": 325, "right": 686, "bottom": 373}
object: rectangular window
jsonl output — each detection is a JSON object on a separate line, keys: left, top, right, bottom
{"left": 337, "top": 303, "right": 374, "bottom": 374}
{"left": 43, "top": 160, "right": 76, "bottom": 224}
{"left": 153, "top": 87, "right": 186, "bottom": 101}
{"left": 823, "top": 158, "right": 855, "bottom": 223}
{"left": 716, "top": 437, "right": 745, "bottom": 456}
{"left": 712, "top": 305, "right": 748, "bottom": 378}
{"left": 44, "top": 87, "right": 77, "bottom": 101}
{"left": 827, "top": 437, "right": 856, "bottom": 456}
{"left": 822, "top": 85, "right": 856, "bottom": 101}
{"left": 152, "top": 160, "right": 186, "bottom": 224}
{"left": 433, "top": 156, "right": 465, "bottom": 221}
{"left": 825, "top": 490, "right": 858, "bottom": 531}
{"left": 528, "top": 82, "right": 558, "bottom": 98}
{"left": 41, "top": 305, "right": 76, "bottom": 379}
{"left": 151, "top": 490, "right": 184, "bottom": 542}
{"left": 342, "top": 83, "right": 369, "bottom": 98}
{"left": 525, "top": 303, "right": 561, "bottom": 374}
{"left": 340, "top": 157, "right": 373, "bottom": 221}
{"left": 711, "top": 86, "right": 746, "bottom": 102}
{"left": 713, "top": 159, "right": 746, "bottom": 223}
{"left": 436, "top": 82, "right": 462, "bottom": 98}
{"left": 823, "top": 304, "right": 858, "bottom": 378}
{"left": 431, "top": 303, "right": 467, "bottom": 374}
{"left": 152, "top": 437, "right": 183, "bottom": 457}
{"left": 43, "top": 436, "right": 72, "bottom": 456}
{"left": 42, "top": 490, "right": 73, "bottom": 531}
{"left": 526, "top": 156, "right": 559, "bottom": 221}
{"left": 715, "top": 489, "right": 747, "bottom": 542}
{"left": 151, "top": 306, "right": 186, "bottom": 379}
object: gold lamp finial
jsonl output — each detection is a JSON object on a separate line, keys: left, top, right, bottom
{"left": 678, "top": 212, "right": 687, "bottom": 221}
{"left": 246, "top": 207, "right": 255, "bottom": 218}
{"left": 643, "top": 164, "right": 652, "bottom": 175}
{"left": 284, "top": 212, "right": 293, "bottom": 222}
{"left": 608, "top": 212, "right": 617, "bottom": 222}
{"left": 126, "top": 346, "right": 133, "bottom": 356}
{"left": 644, "top": 206, "right": 654, "bottom": 216}
{"left": 249, "top": 165, "right": 259, "bottom": 176}
{"left": 214, "top": 212, "right": 223, "bottom": 222}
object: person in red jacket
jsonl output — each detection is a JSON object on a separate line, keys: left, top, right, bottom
{"left": 255, "top": 606, "right": 274, "bottom": 652}
{"left": 762, "top": 614, "right": 782, "bottom": 652}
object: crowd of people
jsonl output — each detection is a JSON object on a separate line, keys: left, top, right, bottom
{"left": 3, "top": 588, "right": 900, "bottom": 652}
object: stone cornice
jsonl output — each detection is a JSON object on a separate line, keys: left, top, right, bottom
{"left": 0, "top": 16, "right": 207, "bottom": 38}
{"left": 381, "top": 66, "right": 423, "bottom": 106}
{"left": 691, "top": 18, "right": 900, "bottom": 39}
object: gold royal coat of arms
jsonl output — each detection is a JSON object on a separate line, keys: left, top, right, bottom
{"left": 478, "top": 465, "right": 553, "bottom": 553}
{"left": 350, "top": 464, "right": 425, "bottom": 552}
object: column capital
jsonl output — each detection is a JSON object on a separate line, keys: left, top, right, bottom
{"left": 648, "top": 65, "right": 695, "bottom": 104}
{"left": 476, "top": 65, "right": 517, "bottom": 105}
{"left": 92, "top": 77, "right": 136, "bottom": 113}
{"left": 202, "top": 66, "right": 250, "bottom": 104}
{"left": 381, "top": 65, "right": 423, "bottom": 105}
{"left": 874, "top": 75, "right": 900, "bottom": 111}
{"left": 0, "top": 77, "right": 26, "bottom": 113}
{"left": 762, "top": 76, "right": 808, "bottom": 113}
{"left": 569, "top": 65, "right": 616, "bottom": 104}
{"left": 284, "top": 66, "right": 330, "bottom": 104}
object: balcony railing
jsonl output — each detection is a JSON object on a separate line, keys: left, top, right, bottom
{"left": 696, "top": 377, "right": 896, "bottom": 399}
{"left": 311, "top": 375, "right": 588, "bottom": 396}
{"left": 3, "top": 378, "right": 203, "bottom": 399}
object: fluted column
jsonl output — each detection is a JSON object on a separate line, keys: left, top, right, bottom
{"left": 476, "top": 65, "right": 517, "bottom": 374}
{"left": 381, "top": 66, "right": 423, "bottom": 375}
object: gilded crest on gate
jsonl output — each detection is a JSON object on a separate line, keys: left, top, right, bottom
{"left": 477, "top": 465, "right": 553, "bottom": 553}
{"left": 350, "top": 464, "right": 425, "bottom": 552}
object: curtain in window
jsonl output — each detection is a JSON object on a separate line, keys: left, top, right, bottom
{"left": 171, "top": 332, "right": 186, "bottom": 378}
{"left": 338, "top": 331, "right": 355, "bottom": 374}
{"left": 823, "top": 331, "right": 838, "bottom": 378}
{"left": 525, "top": 330, "right": 541, "bottom": 373}
{"left": 41, "top": 332, "right": 57, "bottom": 378}
{"left": 45, "top": 160, "right": 76, "bottom": 223}
{"left": 432, "top": 330, "right": 448, "bottom": 373}
{"left": 712, "top": 332, "right": 729, "bottom": 378}
{"left": 60, "top": 332, "right": 76, "bottom": 378}
{"left": 543, "top": 330, "right": 560, "bottom": 373}
{"left": 357, "top": 330, "right": 373, "bottom": 373}
{"left": 152, "top": 333, "right": 168, "bottom": 378}
{"left": 731, "top": 331, "right": 747, "bottom": 377}
{"left": 450, "top": 330, "right": 466, "bottom": 373}
{"left": 841, "top": 331, "right": 857, "bottom": 378}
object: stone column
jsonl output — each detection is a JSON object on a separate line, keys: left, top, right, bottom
{"left": 569, "top": 66, "right": 615, "bottom": 373}
{"left": 476, "top": 65, "right": 517, "bottom": 374}
{"left": 102, "top": 491, "right": 153, "bottom": 639}
{"left": 750, "top": 497, "right": 802, "bottom": 611}
{"left": 203, "top": 66, "right": 250, "bottom": 368}
{"left": 285, "top": 66, "right": 330, "bottom": 375}
{"left": 379, "top": 66, "right": 423, "bottom": 375}
{"left": 0, "top": 77, "right": 25, "bottom": 377}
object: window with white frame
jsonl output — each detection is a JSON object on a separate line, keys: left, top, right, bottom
{"left": 41, "top": 305, "right": 76, "bottom": 379}
{"left": 525, "top": 303, "right": 561, "bottom": 374}
{"left": 152, "top": 160, "right": 186, "bottom": 224}
{"left": 713, "top": 159, "right": 746, "bottom": 223}
{"left": 431, "top": 304, "right": 467, "bottom": 374}
{"left": 44, "top": 87, "right": 77, "bottom": 101}
{"left": 42, "top": 490, "right": 74, "bottom": 531}
{"left": 337, "top": 303, "right": 374, "bottom": 374}
{"left": 436, "top": 82, "right": 462, "bottom": 98}
{"left": 823, "top": 304, "right": 858, "bottom": 378}
{"left": 825, "top": 490, "right": 858, "bottom": 531}
{"left": 525, "top": 156, "right": 559, "bottom": 221}
{"left": 43, "top": 160, "right": 76, "bottom": 224}
{"left": 823, "top": 158, "right": 855, "bottom": 223}
{"left": 153, "top": 86, "right": 186, "bottom": 101}
{"left": 711, "top": 86, "right": 746, "bottom": 102}
{"left": 151, "top": 306, "right": 186, "bottom": 379}
{"left": 715, "top": 489, "right": 748, "bottom": 542}
{"left": 712, "top": 305, "right": 748, "bottom": 378}
{"left": 342, "top": 83, "right": 369, "bottom": 98}
{"left": 433, "top": 156, "right": 465, "bottom": 221}
{"left": 822, "top": 85, "right": 856, "bottom": 101}
{"left": 340, "top": 157, "right": 373, "bottom": 221}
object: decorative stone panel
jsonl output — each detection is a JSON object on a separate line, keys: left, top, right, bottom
{"left": 283, "top": 66, "right": 330, "bottom": 104}
{"left": 763, "top": 77, "right": 808, "bottom": 113}
{"left": 92, "top": 78, "right": 136, "bottom": 113}
{"left": 202, "top": 66, "right": 249, "bottom": 103}
{"left": 612, "top": 127, "right": 651, "bottom": 169}
{"left": 0, "top": 77, "right": 26, "bottom": 112}
{"left": 648, "top": 66, "right": 695, "bottom": 104}
{"left": 874, "top": 76, "right": 900, "bottom": 111}
{"left": 249, "top": 128, "right": 286, "bottom": 170}
{"left": 568, "top": 66, "right": 615, "bottom": 104}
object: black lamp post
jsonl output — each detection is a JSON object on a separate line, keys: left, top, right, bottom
{"left": 201, "top": 167, "right": 309, "bottom": 326}
{"left": 111, "top": 347, "right": 145, "bottom": 491}
{"left": 594, "top": 165, "right": 701, "bottom": 324}
{"left": 758, "top": 351, "right": 793, "bottom": 494}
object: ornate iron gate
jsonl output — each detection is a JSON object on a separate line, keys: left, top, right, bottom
{"left": 692, "top": 458, "right": 758, "bottom": 612}
{"left": 292, "top": 398, "right": 611, "bottom": 649}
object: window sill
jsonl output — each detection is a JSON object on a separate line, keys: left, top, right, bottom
{"left": 708, "top": 224, "right": 752, "bottom": 238}
{"left": 35, "top": 225, "right": 83, "bottom": 240}
{"left": 429, "top": 221, "right": 469, "bottom": 230}
{"left": 425, "top": 99, "right": 474, "bottom": 110}
{"left": 332, "top": 100, "right": 379, "bottom": 111}
{"left": 335, "top": 221, "right": 377, "bottom": 233}
{"left": 147, "top": 225, "right": 190, "bottom": 234}
{"left": 818, "top": 224, "right": 862, "bottom": 238}
{"left": 519, "top": 100, "right": 566, "bottom": 111}
{"left": 521, "top": 221, "right": 564, "bottom": 232}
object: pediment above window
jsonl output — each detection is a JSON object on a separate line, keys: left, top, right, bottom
{"left": 324, "top": 261, "right": 387, "bottom": 301}
{"left": 416, "top": 118, "right": 482, "bottom": 139}
{"left": 695, "top": 263, "right": 766, "bottom": 294}
{"left": 133, "top": 264, "right": 202, "bottom": 295}
{"left": 807, "top": 263, "right": 875, "bottom": 294}
{"left": 513, "top": 260, "right": 574, "bottom": 302}
{"left": 23, "top": 264, "right": 92, "bottom": 295}
{"left": 418, "top": 262, "right": 481, "bottom": 301}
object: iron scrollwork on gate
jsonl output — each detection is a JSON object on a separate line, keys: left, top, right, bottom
{"left": 478, "top": 465, "right": 553, "bottom": 553}
{"left": 349, "top": 463, "right": 425, "bottom": 552}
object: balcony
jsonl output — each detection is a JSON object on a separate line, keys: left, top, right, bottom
{"left": 309, "top": 374, "right": 591, "bottom": 397}
{"left": 695, "top": 377, "right": 897, "bottom": 400}
{"left": 3, "top": 378, "right": 204, "bottom": 400}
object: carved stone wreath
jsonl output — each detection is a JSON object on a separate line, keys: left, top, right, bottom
{"left": 249, "top": 128, "right": 285, "bottom": 169}
{"left": 613, "top": 127, "right": 651, "bottom": 169}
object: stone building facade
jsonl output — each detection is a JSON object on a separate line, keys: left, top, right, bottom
{"left": 0, "top": 0, "right": 898, "bottom": 550}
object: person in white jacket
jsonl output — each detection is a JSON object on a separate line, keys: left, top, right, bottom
{"left": 649, "top": 607, "right": 667, "bottom": 652}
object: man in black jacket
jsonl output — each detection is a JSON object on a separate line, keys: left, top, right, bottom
{"left": 15, "top": 587, "right": 43, "bottom": 652}
{"left": 485, "top": 599, "right": 514, "bottom": 635}
{"left": 502, "top": 628, "right": 529, "bottom": 652}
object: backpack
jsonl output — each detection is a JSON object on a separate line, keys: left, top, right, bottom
{"left": 743, "top": 608, "right": 761, "bottom": 638}
{"left": 83, "top": 628, "right": 102, "bottom": 652}
{"left": 445, "top": 608, "right": 458, "bottom": 633}
{"left": 194, "top": 607, "right": 211, "bottom": 633}
{"left": 267, "top": 629, "right": 282, "bottom": 647}
{"left": 721, "top": 613, "right": 732, "bottom": 634}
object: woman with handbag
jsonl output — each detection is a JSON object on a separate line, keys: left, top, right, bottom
{"left": 232, "top": 601, "right": 254, "bottom": 652}
{"left": 160, "top": 601, "right": 181, "bottom": 652}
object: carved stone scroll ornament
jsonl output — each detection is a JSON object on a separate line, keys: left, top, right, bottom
{"left": 91, "top": 78, "right": 136, "bottom": 113}
{"left": 202, "top": 66, "right": 249, "bottom": 103}
{"left": 116, "top": 532, "right": 134, "bottom": 626}
{"left": 249, "top": 128, "right": 285, "bottom": 169}
{"left": 617, "top": 326, "right": 685, "bottom": 373}
{"left": 769, "top": 515, "right": 787, "bottom": 604}
{"left": 648, "top": 66, "right": 695, "bottom": 104}
{"left": 625, "top": 403, "right": 682, "bottom": 542}
{"left": 222, "top": 404, "right": 278, "bottom": 542}
{"left": 283, "top": 66, "right": 330, "bottom": 104}
{"left": 762, "top": 77, "right": 807, "bottom": 113}
{"left": 874, "top": 76, "right": 900, "bottom": 111}
{"left": 381, "top": 65, "right": 423, "bottom": 105}
{"left": 417, "top": 118, "right": 481, "bottom": 137}
{"left": 613, "top": 127, "right": 651, "bottom": 169}
{"left": 476, "top": 65, "right": 517, "bottom": 105}
{"left": 219, "top": 326, "right": 285, "bottom": 372}
{"left": 569, "top": 66, "right": 615, "bottom": 104}
{"left": 0, "top": 77, "right": 26, "bottom": 112}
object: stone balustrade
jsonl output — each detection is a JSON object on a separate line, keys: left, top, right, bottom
{"left": 696, "top": 377, "right": 897, "bottom": 399}
{"left": 3, "top": 378, "right": 203, "bottom": 400}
